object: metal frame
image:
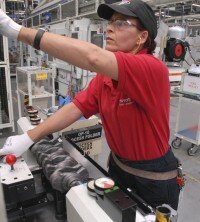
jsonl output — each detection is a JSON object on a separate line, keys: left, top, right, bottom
{"left": 16, "top": 67, "right": 56, "bottom": 118}
{"left": 0, "top": 0, "right": 15, "bottom": 132}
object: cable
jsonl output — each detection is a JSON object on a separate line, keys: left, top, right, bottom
{"left": 186, "top": 42, "right": 196, "bottom": 63}
{"left": 184, "top": 59, "right": 191, "bottom": 66}
{"left": 188, "top": 50, "right": 196, "bottom": 63}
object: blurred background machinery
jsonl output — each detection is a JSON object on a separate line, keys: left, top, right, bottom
{"left": 0, "top": 0, "right": 14, "bottom": 132}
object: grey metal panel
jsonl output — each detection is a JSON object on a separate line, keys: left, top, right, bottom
{"left": 0, "top": 181, "right": 8, "bottom": 222}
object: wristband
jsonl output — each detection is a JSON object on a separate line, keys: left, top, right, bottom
{"left": 33, "top": 28, "right": 46, "bottom": 50}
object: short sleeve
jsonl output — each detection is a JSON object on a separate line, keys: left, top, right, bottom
{"left": 114, "top": 51, "right": 170, "bottom": 111}
{"left": 72, "top": 76, "right": 99, "bottom": 118}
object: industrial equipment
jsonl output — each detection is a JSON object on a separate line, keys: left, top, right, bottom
{"left": 52, "top": 18, "right": 105, "bottom": 97}
{"left": 172, "top": 64, "right": 200, "bottom": 156}
{"left": 164, "top": 26, "right": 188, "bottom": 89}
{"left": 0, "top": 0, "right": 14, "bottom": 132}
{"left": 16, "top": 66, "right": 56, "bottom": 118}
{"left": 0, "top": 114, "right": 160, "bottom": 222}
{"left": 0, "top": 180, "right": 7, "bottom": 222}
{"left": 0, "top": 125, "right": 154, "bottom": 222}
{"left": 164, "top": 26, "right": 188, "bottom": 64}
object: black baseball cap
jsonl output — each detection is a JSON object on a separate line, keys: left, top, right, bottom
{"left": 97, "top": 0, "right": 157, "bottom": 39}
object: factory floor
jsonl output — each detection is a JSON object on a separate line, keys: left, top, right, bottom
{"left": 0, "top": 77, "right": 200, "bottom": 222}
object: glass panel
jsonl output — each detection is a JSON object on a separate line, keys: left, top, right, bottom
{"left": 49, "top": 7, "right": 60, "bottom": 22}
{"left": 71, "top": 32, "right": 78, "bottom": 39}
{"left": 91, "top": 32, "right": 103, "bottom": 48}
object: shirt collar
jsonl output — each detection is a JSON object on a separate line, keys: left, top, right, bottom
{"left": 136, "top": 48, "right": 148, "bottom": 55}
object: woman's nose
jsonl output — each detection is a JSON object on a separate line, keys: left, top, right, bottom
{"left": 106, "top": 23, "right": 114, "bottom": 33}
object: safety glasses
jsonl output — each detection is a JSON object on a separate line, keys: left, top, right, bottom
{"left": 107, "top": 19, "right": 138, "bottom": 30}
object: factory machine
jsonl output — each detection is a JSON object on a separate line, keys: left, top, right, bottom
{"left": 51, "top": 18, "right": 105, "bottom": 97}
{"left": 1, "top": 110, "right": 179, "bottom": 222}
{"left": 22, "top": 17, "right": 105, "bottom": 98}
{"left": 164, "top": 26, "right": 188, "bottom": 89}
{"left": 0, "top": 125, "right": 156, "bottom": 222}
{"left": 0, "top": 91, "right": 162, "bottom": 222}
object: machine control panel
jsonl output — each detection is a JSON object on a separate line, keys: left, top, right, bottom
{"left": 0, "top": 156, "right": 33, "bottom": 185}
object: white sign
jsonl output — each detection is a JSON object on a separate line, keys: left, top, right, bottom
{"left": 182, "top": 75, "right": 200, "bottom": 94}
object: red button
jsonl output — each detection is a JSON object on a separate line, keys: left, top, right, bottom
{"left": 176, "top": 177, "right": 185, "bottom": 186}
{"left": 6, "top": 154, "right": 17, "bottom": 165}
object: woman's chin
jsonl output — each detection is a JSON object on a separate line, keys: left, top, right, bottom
{"left": 105, "top": 45, "right": 117, "bottom": 52}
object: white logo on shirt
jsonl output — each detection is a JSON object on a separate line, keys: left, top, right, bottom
{"left": 119, "top": 98, "right": 134, "bottom": 106}
{"left": 118, "top": 0, "right": 131, "bottom": 5}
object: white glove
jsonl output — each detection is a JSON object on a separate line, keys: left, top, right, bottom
{"left": 0, "top": 9, "right": 22, "bottom": 39}
{"left": 0, "top": 133, "right": 34, "bottom": 157}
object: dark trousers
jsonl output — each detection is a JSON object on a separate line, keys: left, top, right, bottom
{"left": 108, "top": 149, "right": 180, "bottom": 210}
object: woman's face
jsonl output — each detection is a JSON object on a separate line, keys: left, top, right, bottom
{"left": 105, "top": 12, "right": 146, "bottom": 53}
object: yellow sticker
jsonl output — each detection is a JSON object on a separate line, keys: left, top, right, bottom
{"left": 36, "top": 72, "right": 47, "bottom": 80}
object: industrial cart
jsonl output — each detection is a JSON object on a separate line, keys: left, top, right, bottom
{"left": 172, "top": 94, "right": 200, "bottom": 156}
{"left": 172, "top": 64, "right": 200, "bottom": 156}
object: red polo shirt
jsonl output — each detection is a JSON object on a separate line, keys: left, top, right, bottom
{"left": 73, "top": 49, "right": 170, "bottom": 161}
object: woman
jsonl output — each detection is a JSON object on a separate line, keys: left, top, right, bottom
{"left": 0, "top": 0, "right": 180, "bottom": 210}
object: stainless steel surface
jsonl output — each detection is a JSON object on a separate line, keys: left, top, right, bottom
{"left": 168, "top": 26, "right": 186, "bottom": 40}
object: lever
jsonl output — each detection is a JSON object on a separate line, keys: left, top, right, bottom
{"left": 5, "top": 154, "right": 17, "bottom": 171}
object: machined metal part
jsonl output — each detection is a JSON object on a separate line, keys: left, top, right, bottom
{"left": 50, "top": 164, "right": 89, "bottom": 192}
{"left": 43, "top": 155, "right": 77, "bottom": 180}
{"left": 30, "top": 138, "right": 89, "bottom": 192}
{"left": 31, "top": 137, "right": 63, "bottom": 154}
{"left": 42, "top": 154, "right": 67, "bottom": 168}
{"left": 37, "top": 147, "right": 65, "bottom": 165}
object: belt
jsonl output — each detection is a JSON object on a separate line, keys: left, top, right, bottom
{"left": 111, "top": 152, "right": 178, "bottom": 181}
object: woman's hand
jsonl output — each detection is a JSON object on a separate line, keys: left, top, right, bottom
{"left": 0, "top": 133, "right": 34, "bottom": 157}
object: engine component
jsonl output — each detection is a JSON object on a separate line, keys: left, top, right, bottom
{"left": 30, "top": 138, "right": 89, "bottom": 192}
{"left": 37, "top": 147, "right": 65, "bottom": 165}
{"left": 50, "top": 164, "right": 89, "bottom": 192}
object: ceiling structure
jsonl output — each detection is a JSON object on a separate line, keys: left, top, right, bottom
{"left": 6, "top": 0, "right": 200, "bottom": 26}
{"left": 146, "top": 0, "right": 200, "bottom": 24}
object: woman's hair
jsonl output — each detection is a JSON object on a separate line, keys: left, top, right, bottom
{"left": 136, "top": 19, "right": 157, "bottom": 54}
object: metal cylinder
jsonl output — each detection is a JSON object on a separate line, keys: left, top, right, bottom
{"left": 168, "top": 26, "right": 186, "bottom": 40}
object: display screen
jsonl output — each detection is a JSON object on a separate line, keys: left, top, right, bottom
{"left": 71, "top": 32, "right": 78, "bottom": 39}
{"left": 91, "top": 33, "right": 103, "bottom": 48}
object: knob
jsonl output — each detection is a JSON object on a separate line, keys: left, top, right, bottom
{"left": 6, "top": 154, "right": 17, "bottom": 171}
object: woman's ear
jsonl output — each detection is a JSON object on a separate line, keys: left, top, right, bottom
{"left": 139, "top": 31, "right": 148, "bottom": 44}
